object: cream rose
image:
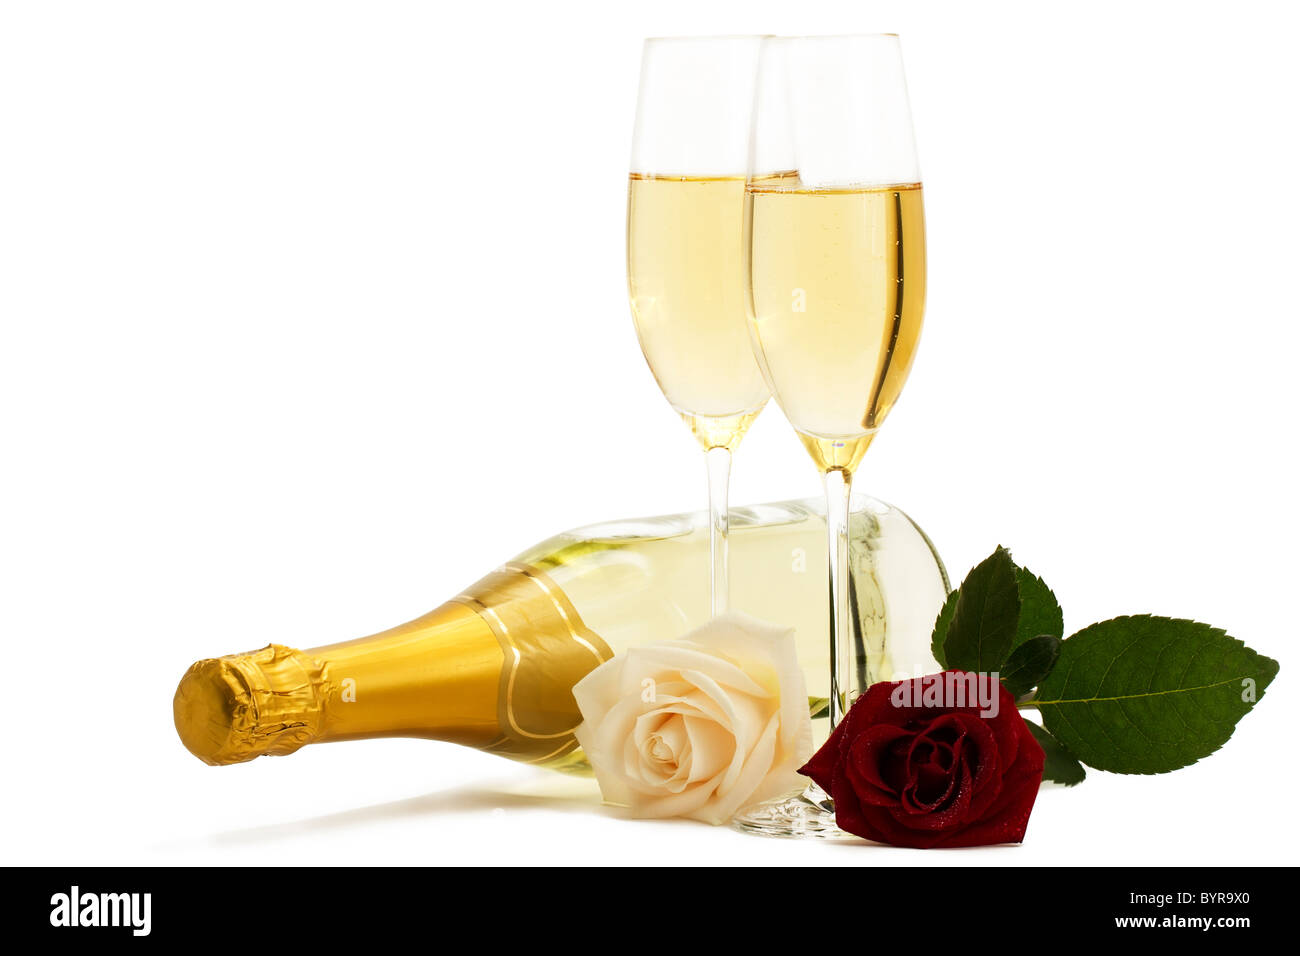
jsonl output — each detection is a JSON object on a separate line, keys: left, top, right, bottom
{"left": 573, "top": 611, "right": 812, "bottom": 825}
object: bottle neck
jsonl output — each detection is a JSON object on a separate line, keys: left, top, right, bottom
{"left": 311, "top": 601, "right": 503, "bottom": 748}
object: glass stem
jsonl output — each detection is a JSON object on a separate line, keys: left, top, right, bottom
{"left": 705, "top": 445, "right": 732, "bottom": 616}
{"left": 823, "top": 467, "right": 853, "bottom": 728}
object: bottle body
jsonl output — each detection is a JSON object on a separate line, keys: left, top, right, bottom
{"left": 174, "top": 496, "right": 948, "bottom": 772}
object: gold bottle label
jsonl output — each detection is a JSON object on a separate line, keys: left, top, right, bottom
{"left": 454, "top": 562, "right": 613, "bottom": 765}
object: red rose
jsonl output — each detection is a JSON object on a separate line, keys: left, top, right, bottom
{"left": 800, "top": 671, "right": 1044, "bottom": 848}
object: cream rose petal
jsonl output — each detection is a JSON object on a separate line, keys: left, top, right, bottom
{"left": 632, "top": 711, "right": 694, "bottom": 792}
{"left": 630, "top": 644, "right": 766, "bottom": 698}
{"left": 572, "top": 611, "right": 813, "bottom": 825}
{"left": 699, "top": 711, "right": 782, "bottom": 824}
{"left": 703, "top": 612, "right": 814, "bottom": 782}
{"left": 651, "top": 687, "right": 732, "bottom": 726}
{"left": 681, "top": 713, "right": 735, "bottom": 784}
{"left": 579, "top": 696, "right": 686, "bottom": 800}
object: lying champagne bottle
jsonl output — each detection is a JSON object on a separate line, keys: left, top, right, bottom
{"left": 174, "top": 496, "right": 947, "bottom": 773}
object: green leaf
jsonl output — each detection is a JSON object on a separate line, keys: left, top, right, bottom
{"left": 930, "top": 588, "right": 959, "bottom": 667}
{"left": 932, "top": 553, "right": 1060, "bottom": 671}
{"left": 1025, "top": 720, "right": 1086, "bottom": 786}
{"left": 1013, "top": 566, "right": 1064, "bottom": 649}
{"left": 941, "top": 547, "right": 1021, "bottom": 673}
{"left": 808, "top": 696, "right": 829, "bottom": 720}
{"left": 1032, "top": 615, "right": 1279, "bottom": 774}
{"left": 1002, "top": 634, "right": 1062, "bottom": 697}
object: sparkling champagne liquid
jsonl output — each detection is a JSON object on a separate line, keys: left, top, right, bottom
{"left": 745, "top": 182, "right": 926, "bottom": 472}
{"left": 627, "top": 174, "right": 770, "bottom": 450}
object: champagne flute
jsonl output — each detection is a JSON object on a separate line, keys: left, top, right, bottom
{"left": 734, "top": 35, "right": 927, "bottom": 838}
{"left": 627, "top": 36, "right": 770, "bottom": 616}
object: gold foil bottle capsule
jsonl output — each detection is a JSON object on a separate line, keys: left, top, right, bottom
{"left": 174, "top": 644, "right": 324, "bottom": 764}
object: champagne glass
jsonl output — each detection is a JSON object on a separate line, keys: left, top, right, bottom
{"left": 734, "top": 35, "right": 927, "bottom": 838}
{"left": 627, "top": 36, "right": 770, "bottom": 616}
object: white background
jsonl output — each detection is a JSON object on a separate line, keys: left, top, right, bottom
{"left": 2, "top": 0, "right": 1297, "bottom": 866}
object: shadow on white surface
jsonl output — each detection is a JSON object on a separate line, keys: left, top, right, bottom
{"left": 205, "top": 780, "right": 1038, "bottom": 852}
{"left": 209, "top": 778, "right": 623, "bottom": 845}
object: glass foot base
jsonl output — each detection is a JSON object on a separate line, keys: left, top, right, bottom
{"left": 731, "top": 784, "right": 861, "bottom": 841}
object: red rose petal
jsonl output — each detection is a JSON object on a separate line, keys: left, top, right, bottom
{"left": 892, "top": 759, "right": 974, "bottom": 832}
{"left": 799, "top": 711, "right": 852, "bottom": 794}
{"left": 845, "top": 725, "right": 914, "bottom": 807}
{"left": 928, "top": 723, "right": 1045, "bottom": 848}
{"left": 807, "top": 671, "right": 1047, "bottom": 849}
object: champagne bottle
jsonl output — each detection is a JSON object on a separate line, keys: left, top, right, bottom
{"left": 174, "top": 496, "right": 947, "bottom": 773}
